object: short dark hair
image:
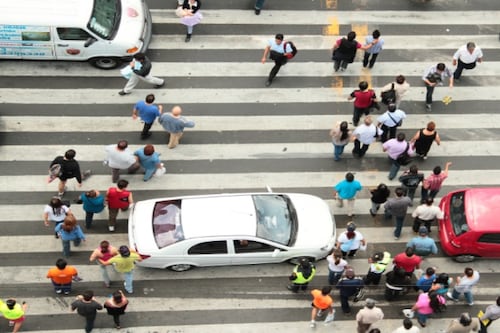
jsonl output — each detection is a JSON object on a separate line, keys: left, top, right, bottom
{"left": 433, "top": 166, "right": 442, "bottom": 175}
{"left": 372, "top": 30, "right": 381, "bottom": 39}
{"left": 425, "top": 198, "right": 434, "bottom": 205}
{"left": 145, "top": 94, "right": 155, "bottom": 103}
{"left": 134, "top": 53, "right": 145, "bottom": 61}
{"left": 112, "top": 291, "right": 123, "bottom": 303}
{"left": 405, "top": 247, "right": 414, "bottom": 257}
{"left": 117, "top": 140, "right": 128, "bottom": 150}
{"left": 56, "top": 258, "right": 67, "bottom": 270}
{"left": 466, "top": 42, "right": 476, "bottom": 49}
{"left": 437, "top": 63, "right": 446, "bottom": 71}
{"left": 426, "top": 267, "right": 436, "bottom": 276}
{"left": 64, "top": 149, "right": 76, "bottom": 160}
{"left": 395, "top": 187, "right": 405, "bottom": 197}
{"left": 396, "top": 75, "right": 406, "bottom": 84}
{"left": 345, "top": 172, "right": 355, "bottom": 182}
{"left": 82, "top": 290, "right": 94, "bottom": 302}
{"left": 347, "top": 31, "right": 356, "bottom": 41}
{"left": 275, "top": 33, "right": 284, "bottom": 41}
{"left": 459, "top": 312, "right": 472, "bottom": 326}
{"left": 397, "top": 132, "right": 406, "bottom": 141}
{"left": 144, "top": 144, "right": 155, "bottom": 156}
{"left": 359, "top": 81, "right": 369, "bottom": 90}
{"left": 464, "top": 267, "right": 474, "bottom": 277}
{"left": 321, "top": 286, "right": 332, "bottom": 295}
{"left": 117, "top": 179, "right": 129, "bottom": 189}
{"left": 496, "top": 296, "right": 500, "bottom": 306}
{"left": 409, "top": 165, "right": 418, "bottom": 174}
{"left": 403, "top": 318, "right": 413, "bottom": 329}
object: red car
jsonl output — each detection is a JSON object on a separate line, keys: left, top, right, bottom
{"left": 438, "top": 187, "right": 500, "bottom": 262}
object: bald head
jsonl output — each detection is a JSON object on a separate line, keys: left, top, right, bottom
{"left": 172, "top": 106, "right": 182, "bottom": 116}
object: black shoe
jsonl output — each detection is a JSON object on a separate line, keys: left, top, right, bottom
{"left": 254, "top": 8, "right": 261, "bottom": 15}
{"left": 265, "top": 80, "right": 272, "bottom": 87}
{"left": 118, "top": 90, "right": 130, "bottom": 96}
{"left": 369, "top": 209, "right": 376, "bottom": 217}
{"left": 185, "top": 34, "right": 191, "bottom": 42}
{"left": 154, "top": 81, "right": 165, "bottom": 89}
{"left": 141, "top": 133, "right": 152, "bottom": 139}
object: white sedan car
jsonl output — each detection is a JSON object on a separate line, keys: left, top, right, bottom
{"left": 128, "top": 192, "right": 336, "bottom": 271}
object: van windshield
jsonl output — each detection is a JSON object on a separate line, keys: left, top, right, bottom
{"left": 88, "top": 0, "right": 121, "bottom": 39}
{"left": 450, "top": 191, "right": 468, "bottom": 236}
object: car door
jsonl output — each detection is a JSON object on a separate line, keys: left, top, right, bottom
{"left": 54, "top": 27, "right": 90, "bottom": 60}
{"left": 186, "top": 240, "right": 231, "bottom": 267}
{"left": 230, "top": 239, "right": 285, "bottom": 265}
{"left": 476, "top": 233, "right": 500, "bottom": 257}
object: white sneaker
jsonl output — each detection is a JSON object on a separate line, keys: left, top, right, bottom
{"left": 316, "top": 310, "right": 323, "bottom": 317}
{"left": 324, "top": 312, "right": 335, "bottom": 324}
{"left": 108, "top": 226, "right": 115, "bottom": 232}
{"left": 309, "top": 321, "right": 316, "bottom": 328}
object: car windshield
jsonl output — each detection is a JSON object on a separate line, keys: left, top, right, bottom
{"left": 450, "top": 191, "right": 469, "bottom": 236}
{"left": 87, "top": 0, "right": 121, "bottom": 39}
{"left": 153, "top": 200, "right": 185, "bottom": 249}
{"left": 252, "top": 194, "right": 297, "bottom": 246}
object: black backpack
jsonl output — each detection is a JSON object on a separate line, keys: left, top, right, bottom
{"left": 284, "top": 41, "right": 297, "bottom": 59}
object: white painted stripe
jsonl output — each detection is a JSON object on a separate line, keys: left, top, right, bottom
{"left": 150, "top": 9, "right": 500, "bottom": 25}
{"left": 0, "top": 171, "right": 492, "bottom": 192}
{"left": 1, "top": 257, "right": 498, "bottom": 285}
{"left": 4, "top": 114, "right": 500, "bottom": 132}
{"left": 0, "top": 141, "right": 497, "bottom": 162}
{"left": 0, "top": 198, "right": 433, "bottom": 222}
{"left": 149, "top": 34, "right": 499, "bottom": 50}
{"left": 0, "top": 87, "right": 495, "bottom": 104}
{"left": 17, "top": 319, "right": 500, "bottom": 333}
{"left": 0, "top": 60, "right": 497, "bottom": 77}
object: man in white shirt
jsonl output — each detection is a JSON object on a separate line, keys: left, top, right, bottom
{"left": 104, "top": 140, "right": 140, "bottom": 183}
{"left": 261, "top": 33, "right": 294, "bottom": 87}
{"left": 392, "top": 318, "right": 420, "bottom": 333}
{"left": 452, "top": 42, "right": 483, "bottom": 81}
{"left": 352, "top": 115, "right": 383, "bottom": 158}
{"left": 411, "top": 198, "right": 444, "bottom": 233}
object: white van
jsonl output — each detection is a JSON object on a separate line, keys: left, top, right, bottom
{"left": 0, "top": 0, "right": 152, "bottom": 69}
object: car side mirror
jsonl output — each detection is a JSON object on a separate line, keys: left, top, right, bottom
{"left": 272, "top": 248, "right": 280, "bottom": 257}
{"left": 84, "top": 37, "right": 97, "bottom": 47}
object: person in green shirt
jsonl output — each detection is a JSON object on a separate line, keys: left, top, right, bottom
{"left": 100, "top": 245, "right": 141, "bottom": 294}
{"left": 0, "top": 299, "right": 27, "bottom": 333}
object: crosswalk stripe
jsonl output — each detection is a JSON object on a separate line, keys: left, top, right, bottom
{"left": 0, "top": 170, "right": 495, "bottom": 191}
{"left": 0, "top": 86, "right": 496, "bottom": 104}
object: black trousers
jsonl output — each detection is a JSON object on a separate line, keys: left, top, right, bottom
{"left": 363, "top": 52, "right": 379, "bottom": 68}
{"left": 380, "top": 124, "right": 397, "bottom": 143}
{"left": 268, "top": 51, "right": 287, "bottom": 81}
{"left": 353, "top": 139, "right": 370, "bottom": 157}
{"left": 454, "top": 59, "right": 476, "bottom": 79}
{"left": 141, "top": 122, "right": 153, "bottom": 138}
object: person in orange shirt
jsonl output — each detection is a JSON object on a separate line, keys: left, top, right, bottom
{"left": 46, "top": 258, "right": 81, "bottom": 295}
{"left": 310, "top": 286, "right": 335, "bottom": 328}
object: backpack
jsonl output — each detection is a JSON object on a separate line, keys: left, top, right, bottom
{"left": 284, "top": 41, "right": 297, "bottom": 59}
{"left": 381, "top": 83, "right": 396, "bottom": 105}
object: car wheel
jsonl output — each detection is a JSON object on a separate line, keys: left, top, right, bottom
{"left": 167, "top": 264, "right": 193, "bottom": 272}
{"left": 454, "top": 254, "right": 475, "bottom": 263}
{"left": 89, "top": 57, "right": 121, "bottom": 69}
{"left": 288, "top": 256, "right": 315, "bottom": 265}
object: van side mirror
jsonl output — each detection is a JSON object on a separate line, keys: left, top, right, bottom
{"left": 84, "top": 37, "right": 97, "bottom": 47}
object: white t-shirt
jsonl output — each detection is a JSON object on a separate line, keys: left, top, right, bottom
{"left": 44, "top": 205, "right": 69, "bottom": 222}
{"left": 337, "top": 231, "right": 364, "bottom": 251}
{"left": 392, "top": 326, "right": 420, "bottom": 333}
{"left": 326, "top": 256, "right": 348, "bottom": 272}
{"left": 105, "top": 145, "right": 137, "bottom": 169}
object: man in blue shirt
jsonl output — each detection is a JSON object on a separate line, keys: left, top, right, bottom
{"left": 333, "top": 172, "right": 363, "bottom": 217}
{"left": 336, "top": 268, "right": 364, "bottom": 314}
{"left": 132, "top": 94, "right": 163, "bottom": 139}
{"left": 261, "top": 33, "right": 294, "bottom": 87}
{"left": 407, "top": 226, "right": 438, "bottom": 256}
{"left": 363, "top": 29, "right": 384, "bottom": 68}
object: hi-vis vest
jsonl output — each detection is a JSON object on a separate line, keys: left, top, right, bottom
{"left": 293, "top": 264, "right": 316, "bottom": 284}
{"left": 371, "top": 251, "right": 391, "bottom": 274}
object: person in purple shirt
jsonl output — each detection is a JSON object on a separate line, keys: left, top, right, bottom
{"left": 132, "top": 94, "right": 163, "bottom": 139}
{"left": 383, "top": 132, "right": 411, "bottom": 180}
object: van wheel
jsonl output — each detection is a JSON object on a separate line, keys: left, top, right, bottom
{"left": 167, "top": 264, "right": 193, "bottom": 272}
{"left": 454, "top": 255, "right": 475, "bottom": 263}
{"left": 90, "top": 57, "right": 121, "bottom": 69}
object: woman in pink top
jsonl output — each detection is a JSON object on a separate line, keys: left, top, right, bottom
{"left": 411, "top": 288, "right": 446, "bottom": 327}
{"left": 90, "top": 240, "right": 118, "bottom": 287}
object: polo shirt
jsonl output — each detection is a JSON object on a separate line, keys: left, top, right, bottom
{"left": 135, "top": 101, "right": 161, "bottom": 124}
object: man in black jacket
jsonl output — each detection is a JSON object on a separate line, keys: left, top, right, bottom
{"left": 119, "top": 53, "right": 165, "bottom": 95}
{"left": 49, "top": 149, "right": 90, "bottom": 197}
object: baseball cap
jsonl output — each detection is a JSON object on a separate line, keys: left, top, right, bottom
{"left": 419, "top": 226, "right": 429, "bottom": 235}
{"left": 347, "top": 222, "right": 356, "bottom": 232}
{"left": 372, "top": 252, "right": 383, "bottom": 262}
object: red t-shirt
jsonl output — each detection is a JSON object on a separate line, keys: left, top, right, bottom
{"left": 393, "top": 253, "right": 422, "bottom": 273}
{"left": 351, "top": 90, "right": 375, "bottom": 108}
{"left": 107, "top": 187, "right": 130, "bottom": 209}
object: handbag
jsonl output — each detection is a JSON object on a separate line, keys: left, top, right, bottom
{"left": 396, "top": 143, "right": 412, "bottom": 165}
{"left": 47, "top": 164, "right": 62, "bottom": 183}
{"left": 381, "top": 83, "right": 396, "bottom": 105}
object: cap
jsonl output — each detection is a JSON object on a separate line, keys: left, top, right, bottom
{"left": 119, "top": 245, "right": 130, "bottom": 257}
{"left": 365, "top": 298, "right": 376, "bottom": 306}
{"left": 419, "top": 226, "right": 429, "bottom": 235}
{"left": 372, "top": 252, "right": 383, "bottom": 262}
{"left": 347, "top": 222, "right": 356, "bottom": 232}
{"left": 299, "top": 257, "right": 310, "bottom": 267}
{"left": 345, "top": 268, "right": 355, "bottom": 278}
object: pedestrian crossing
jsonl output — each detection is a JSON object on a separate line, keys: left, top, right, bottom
{"left": 1, "top": 0, "right": 500, "bottom": 332}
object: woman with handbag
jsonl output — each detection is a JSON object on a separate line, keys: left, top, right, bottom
{"left": 55, "top": 214, "right": 86, "bottom": 257}
{"left": 411, "top": 121, "right": 441, "bottom": 160}
{"left": 380, "top": 75, "right": 410, "bottom": 108}
{"left": 43, "top": 196, "right": 71, "bottom": 238}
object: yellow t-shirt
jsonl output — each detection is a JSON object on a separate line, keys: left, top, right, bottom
{"left": 0, "top": 302, "right": 24, "bottom": 320}
{"left": 108, "top": 253, "right": 140, "bottom": 273}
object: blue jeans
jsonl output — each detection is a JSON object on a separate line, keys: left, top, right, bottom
{"left": 425, "top": 84, "right": 435, "bottom": 104}
{"left": 144, "top": 167, "right": 156, "bottom": 181}
{"left": 62, "top": 238, "right": 81, "bottom": 257}
{"left": 452, "top": 288, "right": 473, "bottom": 304}
{"left": 51, "top": 280, "right": 72, "bottom": 293}
{"left": 416, "top": 311, "right": 429, "bottom": 325}
{"left": 328, "top": 270, "right": 344, "bottom": 285}
{"left": 98, "top": 262, "right": 111, "bottom": 286}
{"left": 333, "top": 143, "right": 345, "bottom": 161}
{"left": 393, "top": 216, "right": 405, "bottom": 238}
{"left": 388, "top": 157, "right": 401, "bottom": 180}
{"left": 123, "top": 270, "right": 134, "bottom": 293}
{"left": 255, "top": 0, "right": 266, "bottom": 9}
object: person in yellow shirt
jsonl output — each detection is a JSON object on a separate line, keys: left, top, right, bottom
{"left": 310, "top": 286, "right": 335, "bottom": 328}
{"left": 100, "top": 245, "right": 142, "bottom": 294}
{"left": 0, "top": 299, "right": 27, "bottom": 333}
